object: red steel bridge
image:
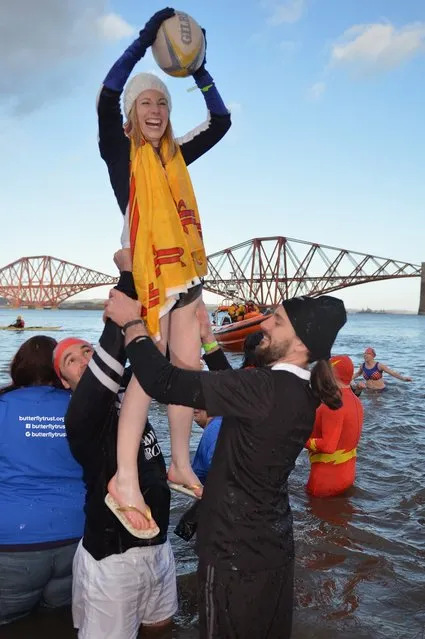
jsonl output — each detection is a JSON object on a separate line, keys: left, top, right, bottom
{"left": 1, "top": 237, "right": 424, "bottom": 312}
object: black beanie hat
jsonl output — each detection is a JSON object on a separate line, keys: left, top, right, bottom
{"left": 281, "top": 295, "right": 346, "bottom": 361}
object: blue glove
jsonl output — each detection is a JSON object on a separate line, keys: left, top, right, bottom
{"left": 139, "top": 7, "right": 175, "bottom": 47}
{"left": 193, "top": 27, "right": 207, "bottom": 77}
{"left": 192, "top": 28, "right": 229, "bottom": 116}
{"left": 103, "top": 8, "right": 175, "bottom": 93}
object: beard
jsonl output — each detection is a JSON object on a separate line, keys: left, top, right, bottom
{"left": 255, "top": 337, "right": 292, "bottom": 367}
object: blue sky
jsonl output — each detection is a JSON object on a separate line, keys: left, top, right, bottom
{"left": 1, "top": 0, "right": 424, "bottom": 310}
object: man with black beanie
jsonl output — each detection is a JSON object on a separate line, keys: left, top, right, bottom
{"left": 104, "top": 291, "right": 347, "bottom": 639}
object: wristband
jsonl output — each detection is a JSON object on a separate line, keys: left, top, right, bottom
{"left": 121, "top": 319, "right": 145, "bottom": 335}
{"left": 203, "top": 340, "right": 218, "bottom": 353}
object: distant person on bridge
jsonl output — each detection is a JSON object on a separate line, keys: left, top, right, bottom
{"left": 353, "top": 347, "right": 412, "bottom": 391}
{"left": 97, "top": 8, "right": 231, "bottom": 534}
{"left": 305, "top": 355, "right": 364, "bottom": 497}
{"left": 9, "top": 315, "right": 24, "bottom": 329}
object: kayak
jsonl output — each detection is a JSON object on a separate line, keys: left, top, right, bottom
{"left": 0, "top": 326, "right": 62, "bottom": 332}
{"left": 213, "top": 312, "right": 268, "bottom": 352}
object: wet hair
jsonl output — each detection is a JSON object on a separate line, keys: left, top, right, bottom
{"left": 310, "top": 358, "right": 342, "bottom": 410}
{"left": 125, "top": 103, "right": 177, "bottom": 164}
{"left": 0, "top": 335, "right": 62, "bottom": 395}
{"left": 241, "top": 332, "right": 263, "bottom": 369}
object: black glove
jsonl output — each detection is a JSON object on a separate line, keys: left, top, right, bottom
{"left": 174, "top": 501, "right": 201, "bottom": 541}
{"left": 139, "top": 8, "right": 175, "bottom": 48}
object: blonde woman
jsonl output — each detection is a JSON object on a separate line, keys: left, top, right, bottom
{"left": 97, "top": 8, "right": 231, "bottom": 536}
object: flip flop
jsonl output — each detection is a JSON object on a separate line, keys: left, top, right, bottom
{"left": 168, "top": 482, "right": 202, "bottom": 499}
{"left": 104, "top": 493, "right": 160, "bottom": 539}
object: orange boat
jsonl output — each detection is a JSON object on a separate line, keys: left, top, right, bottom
{"left": 213, "top": 311, "right": 269, "bottom": 352}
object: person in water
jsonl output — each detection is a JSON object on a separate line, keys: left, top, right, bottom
{"left": 353, "top": 347, "right": 412, "bottom": 391}
{"left": 174, "top": 324, "right": 264, "bottom": 543}
{"left": 59, "top": 250, "right": 175, "bottom": 638}
{"left": 104, "top": 289, "right": 346, "bottom": 639}
{"left": 9, "top": 315, "right": 24, "bottom": 329}
{"left": 0, "top": 336, "right": 84, "bottom": 625}
{"left": 305, "top": 355, "right": 364, "bottom": 497}
{"left": 97, "top": 8, "right": 231, "bottom": 536}
{"left": 191, "top": 329, "right": 264, "bottom": 484}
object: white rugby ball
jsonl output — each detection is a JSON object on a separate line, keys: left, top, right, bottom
{"left": 152, "top": 11, "right": 205, "bottom": 78}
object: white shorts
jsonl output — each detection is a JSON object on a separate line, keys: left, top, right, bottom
{"left": 72, "top": 540, "right": 177, "bottom": 639}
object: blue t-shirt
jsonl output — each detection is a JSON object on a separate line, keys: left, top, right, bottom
{"left": 192, "top": 417, "right": 223, "bottom": 484}
{"left": 0, "top": 386, "right": 85, "bottom": 545}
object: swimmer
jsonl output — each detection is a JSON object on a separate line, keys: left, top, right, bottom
{"left": 353, "top": 347, "right": 412, "bottom": 391}
{"left": 306, "top": 355, "right": 364, "bottom": 497}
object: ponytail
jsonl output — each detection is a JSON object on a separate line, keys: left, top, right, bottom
{"left": 310, "top": 359, "right": 342, "bottom": 409}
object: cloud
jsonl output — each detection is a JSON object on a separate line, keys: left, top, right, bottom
{"left": 0, "top": 0, "right": 134, "bottom": 114}
{"left": 262, "top": 0, "right": 306, "bottom": 26}
{"left": 96, "top": 13, "right": 135, "bottom": 42}
{"left": 308, "top": 82, "right": 326, "bottom": 100}
{"left": 330, "top": 21, "right": 425, "bottom": 74}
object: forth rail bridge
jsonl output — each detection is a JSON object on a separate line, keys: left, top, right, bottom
{"left": 1, "top": 237, "right": 424, "bottom": 314}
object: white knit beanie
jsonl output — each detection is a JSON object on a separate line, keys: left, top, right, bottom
{"left": 123, "top": 72, "right": 172, "bottom": 119}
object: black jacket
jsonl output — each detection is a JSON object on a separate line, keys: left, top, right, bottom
{"left": 65, "top": 272, "right": 170, "bottom": 561}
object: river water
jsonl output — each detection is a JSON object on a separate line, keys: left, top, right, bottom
{"left": 1, "top": 308, "right": 424, "bottom": 638}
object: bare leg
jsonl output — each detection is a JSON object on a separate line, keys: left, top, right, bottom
{"left": 107, "top": 314, "right": 169, "bottom": 531}
{"left": 167, "top": 296, "right": 203, "bottom": 497}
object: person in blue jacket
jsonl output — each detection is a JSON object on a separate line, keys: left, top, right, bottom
{"left": 192, "top": 410, "right": 223, "bottom": 485}
{"left": 0, "top": 336, "right": 85, "bottom": 626}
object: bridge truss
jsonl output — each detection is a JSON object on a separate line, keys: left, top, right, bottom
{"left": 0, "top": 238, "right": 421, "bottom": 308}
{"left": 0, "top": 256, "right": 118, "bottom": 308}
{"left": 203, "top": 236, "right": 421, "bottom": 306}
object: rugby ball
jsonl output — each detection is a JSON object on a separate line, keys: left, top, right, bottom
{"left": 152, "top": 11, "right": 205, "bottom": 78}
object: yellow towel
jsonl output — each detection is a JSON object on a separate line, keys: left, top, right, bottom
{"left": 129, "top": 137, "right": 207, "bottom": 340}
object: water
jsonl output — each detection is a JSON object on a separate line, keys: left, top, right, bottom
{"left": 1, "top": 308, "right": 425, "bottom": 638}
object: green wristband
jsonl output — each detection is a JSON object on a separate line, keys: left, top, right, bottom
{"left": 203, "top": 340, "right": 218, "bottom": 353}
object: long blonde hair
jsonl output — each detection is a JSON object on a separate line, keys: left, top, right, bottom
{"left": 125, "top": 103, "right": 177, "bottom": 165}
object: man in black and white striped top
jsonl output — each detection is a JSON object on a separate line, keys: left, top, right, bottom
{"left": 55, "top": 249, "right": 175, "bottom": 639}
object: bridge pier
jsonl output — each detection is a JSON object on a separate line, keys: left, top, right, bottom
{"left": 419, "top": 263, "right": 425, "bottom": 315}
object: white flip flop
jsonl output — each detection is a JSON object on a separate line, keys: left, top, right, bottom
{"left": 104, "top": 493, "right": 160, "bottom": 539}
{"left": 168, "top": 482, "right": 202, "bottom": 499}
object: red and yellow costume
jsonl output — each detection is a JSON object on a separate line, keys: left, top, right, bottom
{"left": 305, "top": 356, "right": 364, "bottom": 497}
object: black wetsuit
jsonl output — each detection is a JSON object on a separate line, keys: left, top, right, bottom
{"left": 124, "top": 338, "right": 318, "bottom": 639}
{"left": 64, "top": 272, "right": 170, "bottom": 561}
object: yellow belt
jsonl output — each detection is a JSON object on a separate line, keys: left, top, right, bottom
{"left": 309, "top": 448, "right": 357, "bottom": 465}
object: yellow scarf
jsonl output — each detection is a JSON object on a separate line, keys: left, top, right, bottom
{"left": 129, "top": 137, "right": 207, "bottom": 340}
